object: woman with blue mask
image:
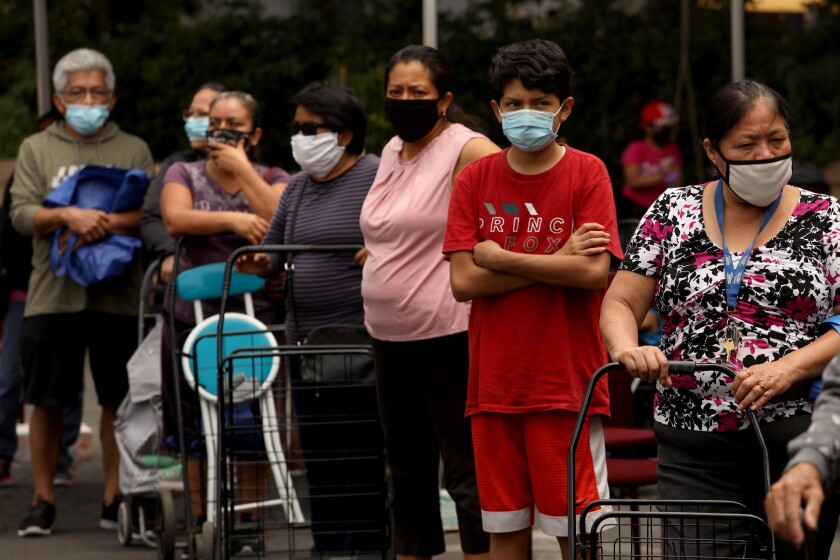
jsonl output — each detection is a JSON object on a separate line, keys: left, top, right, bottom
{"left": 602, "top": 79, "right": 840, "bottom": 559}
{"left": 140, "top": 83, "right": 229, "bottom": 284}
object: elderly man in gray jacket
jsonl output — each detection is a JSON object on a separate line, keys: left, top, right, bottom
{"left": 766, "top": 353, "right": 840, "bottom": 548}
{"left": 11, "top": 47, "right": 153, "bottom": 537}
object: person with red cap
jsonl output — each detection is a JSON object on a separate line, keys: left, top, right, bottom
{"left": 619, "top": 101, "right": 683, "bottom": 218}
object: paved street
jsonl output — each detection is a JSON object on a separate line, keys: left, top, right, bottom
{"left": 1, "top": 367, "right": 838, "bottom": 559}
{"left": 0, "top": 365, "right": 608, "bottom": 559}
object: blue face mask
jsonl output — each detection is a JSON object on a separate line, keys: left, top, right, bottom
{"left": 184, "top": 117, "right": 210, "bottom": 142}
{"left": 65, "top": 104, "right": 110, "bottom": 136}
{"left": 500, "top": 105, "right": 564, "bottom": 152}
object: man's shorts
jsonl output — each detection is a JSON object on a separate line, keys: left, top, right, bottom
{"left": 472, "top": 410, "right": 610, "bottom": 537}
{"left": 21, "top": 310, "right": 136, "bottom": 407}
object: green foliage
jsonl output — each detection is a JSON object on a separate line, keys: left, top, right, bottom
{"left": 2, "top": 0, "right": 840, "bottom": 181}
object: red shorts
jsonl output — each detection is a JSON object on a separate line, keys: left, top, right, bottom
{"left": 472, "top": 410, "right": 610, "bottom": 536}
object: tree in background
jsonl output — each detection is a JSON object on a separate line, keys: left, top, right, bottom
{"left": 1, "top": 0, "right": 838, "bottom": 182}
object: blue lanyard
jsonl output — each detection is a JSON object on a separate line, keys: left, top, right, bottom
{"left": 714, "top": 179, "right": 782, "bottom": 311}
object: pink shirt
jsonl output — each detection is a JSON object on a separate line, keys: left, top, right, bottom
{"left": 360, "top": 124, "right": 483, "bottom": 341}
{"left": 620, "top": 139, "right": 682, "bottom": 209}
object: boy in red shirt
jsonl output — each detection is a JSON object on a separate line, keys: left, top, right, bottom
{"left": 444, "top": 39, "right": 623, "bottom": 559}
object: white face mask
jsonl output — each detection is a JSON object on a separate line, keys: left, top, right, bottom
{"left": 716, "top": 152, "right": 793, "bottom": 207}
{"left": 291, "top": 132, "right": 346, "bottom": 180}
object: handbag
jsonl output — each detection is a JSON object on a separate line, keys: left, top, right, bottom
{"left": 285, "top": 179, "right": 374, "bottom": 384}
{"left": 44, "top": 165, "right": 150, "bottom": 287}
{"left": 300, "top": 324, "right": 375, "bottom": 384}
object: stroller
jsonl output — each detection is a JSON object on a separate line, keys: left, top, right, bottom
{"left": 114, "top": 260, "right": 183, "bottom": 551}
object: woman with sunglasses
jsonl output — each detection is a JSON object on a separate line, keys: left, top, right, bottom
{"left": 236, "top": 82, "right": 384, "bottom": 556}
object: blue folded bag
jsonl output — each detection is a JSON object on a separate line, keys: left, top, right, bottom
{"left": 44, "top": 165, "right": 150, "bottom": 287}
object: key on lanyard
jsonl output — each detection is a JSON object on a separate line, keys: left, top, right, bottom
{"left": 723, "top": 321, "right": 741, "bottom": 363}
{"left": 715, "top": 179, "right": 780, "bottom": 363}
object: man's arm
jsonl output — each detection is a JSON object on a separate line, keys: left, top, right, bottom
{"left": 765, "top": 351, "right": 840, "bottom": 547}
{"left": 449, "top": 223, "right": 614, "bottom": 302}
{"left": 472, "top": 240, "right": 612, "bottom": 289}
{"left": 450, "top": 250, "right": 537, "bottom": 302}
{"left": 765, "top": 462, "right": 824, "bottom": 549}
{"left": 10, "top": 140, "right": 48, "bottom": 237}
{"left": 33, "top": 206, "right": 109, "bottom": 240}
{"left": 9, "top": 141, "right": 109, "bottom": 242}
{"left": 785, "top": 339, "right": 840, "bottom": 490}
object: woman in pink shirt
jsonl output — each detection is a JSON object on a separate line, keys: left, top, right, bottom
{"left": 359, "top": 45, "right": 498, "bottom": 560}
{"left": 619, "top": 100, "right": 683, "bottom": 218}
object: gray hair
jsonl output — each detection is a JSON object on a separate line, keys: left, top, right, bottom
{"left": 52, "top": 48, "right": 115, "bottom": 93}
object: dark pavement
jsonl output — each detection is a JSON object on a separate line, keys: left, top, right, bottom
{"left": 2, "top": 369, "right": 839, "bottom": 559}
{"left": 0, "top": 367, "right": 155, "bottom": 559}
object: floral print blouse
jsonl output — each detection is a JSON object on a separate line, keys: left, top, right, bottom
{"left": 620, "top": 184, "right": 840, "bottom": 431}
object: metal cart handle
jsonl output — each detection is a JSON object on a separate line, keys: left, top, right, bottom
{"left": 567, "top": 360, "right": 772, "bottom": 552}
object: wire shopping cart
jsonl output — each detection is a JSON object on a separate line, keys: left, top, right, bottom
{"left": 207, "top": 245, "right": 391, "bottom": 559}
{"left": 567, "top": 361, "right": 776, "bottom": 560}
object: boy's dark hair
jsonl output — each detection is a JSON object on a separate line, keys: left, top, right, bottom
{"left": 289, "top": 82, "right": 368, "bottom": 155}
{"left": 704, "top": 79, "right": 792, "bottom": 152}
{"left": 489, "top": 39, "right": 575, "bottom": 102}
{"left": 386, "top": 45, "right": 488, "bottom": 134}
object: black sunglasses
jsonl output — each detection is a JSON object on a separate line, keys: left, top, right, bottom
{"left": 290, "top": 122, "right": 333, "bottom": 136}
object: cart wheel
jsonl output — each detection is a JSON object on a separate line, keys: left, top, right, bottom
{"left": 117, "top": 498, "right": 133, "bottom": 547}
{"left": 201, "top": 520, "right": 215, "bottom": 560}
{"left": 156, "top": 490, "right": 176, "bottom": 560}
{"left": 193, "top": 530, "right": 203, "bottom": 560}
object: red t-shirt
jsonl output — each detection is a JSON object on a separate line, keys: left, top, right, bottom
{"left": 443, "top": 147, "right": 623, "bottom": 417}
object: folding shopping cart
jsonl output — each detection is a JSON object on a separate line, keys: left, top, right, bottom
{"left": 114, "top": 258, "right": 183, "bottom": 553}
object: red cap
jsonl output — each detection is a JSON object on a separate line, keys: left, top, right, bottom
{"left": 640, "top": 101, "right": 678, "bottom": 127}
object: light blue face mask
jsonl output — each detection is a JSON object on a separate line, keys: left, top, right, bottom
{"left": 65, "top": 104, "right": 110, "bottom": 136}
{"left": 500, "top": 105, "right": 564, "bottom": 152}
{"left": 184, "top": 117, "right": 210, "bottom": 142}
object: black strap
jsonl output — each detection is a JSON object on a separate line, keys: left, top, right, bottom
{"left": 284, "top": 179, "right": 308, "bottom": 341}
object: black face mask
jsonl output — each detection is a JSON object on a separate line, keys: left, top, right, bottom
{"left": 383, "top": 98, "right": 442, "bottom": 143}
{"left": 206, "top": 128, "right": 254, "bottom": 156}
{"left": 652, "top": 129, "right": 671, "bottom": 146}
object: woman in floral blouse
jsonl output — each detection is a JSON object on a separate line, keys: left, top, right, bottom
{"left": 601, "top": 80, "right": 840, "bottom": 558}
